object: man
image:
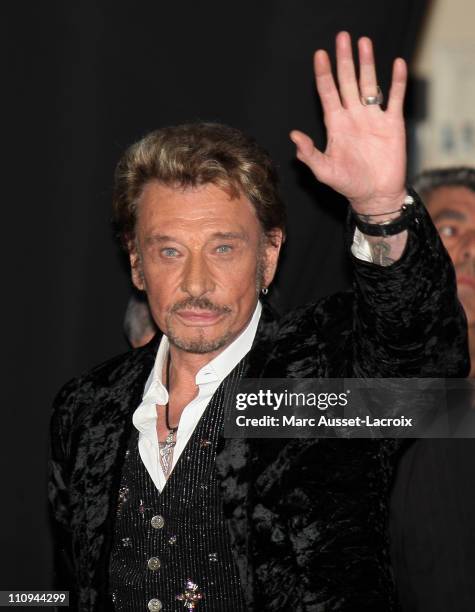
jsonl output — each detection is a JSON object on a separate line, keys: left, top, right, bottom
{"left": 390, "top": 167, "right": 475, "bottom": 612}
{"left": 416, "top": 167, "right": 475, "bottom": 374}
{"left": 49, "top": 34, "right": 468, "bottom": 611}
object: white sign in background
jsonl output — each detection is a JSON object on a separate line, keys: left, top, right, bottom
{"left": 416, "top": 43, "right": 475, "bottom": 170}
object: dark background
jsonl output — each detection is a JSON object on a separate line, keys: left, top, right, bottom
{"left": 4, "top": 0, "right": 427, "bottom": 590}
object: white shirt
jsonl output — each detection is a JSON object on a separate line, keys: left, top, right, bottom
{"left": 132, "top": 301, "right": 262, "bottom": 492}
{"left": 351, "top": 228, "right": 374, "bottom": 262}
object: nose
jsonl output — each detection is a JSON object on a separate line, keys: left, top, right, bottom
{"left": 180, "top": 253, "right": 215, "bottom": 298}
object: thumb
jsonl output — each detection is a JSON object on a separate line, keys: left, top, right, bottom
{"left": 290, "top": 130, "right": 315, "bottom": 158}
{"left": 290, "top": 130, "right": 331, "bottom": 181}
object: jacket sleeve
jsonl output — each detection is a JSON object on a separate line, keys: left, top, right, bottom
{"left": 48, "top": 377, "right": 80, "bottom": 603}
{"left": 350, "top": 192, "right": 470, "bottom": 378}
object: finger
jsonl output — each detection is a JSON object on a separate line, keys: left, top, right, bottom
{"left": 335, "top": 31, "right": 360, "bottom": 107}
{"left": 313, "top": 49, "right": 342, "bottom": 114}
{"left": 289, "top": 130, "right": 332, "bottom": 182}
{"left": 290, "top": 130, "right": 317, "bottom": 158}
{"left": 358, "top": 37, "right": 380, "bottom": 103}
{"left": 387, "top": 58, "right": 407, "bottom": 114}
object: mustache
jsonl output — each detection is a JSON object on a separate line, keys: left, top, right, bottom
{"left": 170, "top": 297, "right": 232, "bottom": 314}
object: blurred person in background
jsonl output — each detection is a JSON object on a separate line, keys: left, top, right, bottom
{"left": 416, "top": 167, "right": 475, "bottom": 374}
{"left": 390, "top": 166, "right": 475, "bottom": 612}
{"left": 124, "top": 291, "right": 157, "bottom": 348}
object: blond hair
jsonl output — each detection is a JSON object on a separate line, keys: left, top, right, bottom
{"left": 112, "top": 122, "right": 286, "bottom": 249}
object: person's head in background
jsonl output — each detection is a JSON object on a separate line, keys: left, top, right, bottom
{"left": 414, "top": 167, "right": 475, "bottom": 376}
{"left": 124, "top": 291, "right": 157, "bottom": 348}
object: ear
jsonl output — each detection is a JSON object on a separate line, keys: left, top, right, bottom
{"left": 262, "top": 229, "right": 284, "bottom": 288}
{"left": 128, "top": 242, "right": 145, "bottom": 291}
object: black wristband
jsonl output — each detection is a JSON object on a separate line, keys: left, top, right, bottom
{"left": 352, "top": 192, "right": 416, "bottom": 237}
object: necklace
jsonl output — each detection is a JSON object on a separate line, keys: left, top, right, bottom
{"left": 159, "top": 351, "right": 178, "bottom": 478}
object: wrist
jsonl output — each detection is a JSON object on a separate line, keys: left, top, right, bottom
{"left": 351, "top": 190, "right": 416, "bottom": 237}
{"left": 349, "top": 190, "right": 408, "bottom": 217}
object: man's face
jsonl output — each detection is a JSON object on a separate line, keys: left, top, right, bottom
{"left": 428, "top": 186, "right": 475, "bottom": 325}
{"left": 129, "top": 181, "right": 282, "bottom": 354}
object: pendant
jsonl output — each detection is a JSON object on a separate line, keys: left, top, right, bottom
{"left": 159, "top": 430, "right": 176, "bottom": 478}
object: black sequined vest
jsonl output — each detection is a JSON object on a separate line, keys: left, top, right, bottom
{"left": 108, "top": 363, "right": 247, "bottom": 612}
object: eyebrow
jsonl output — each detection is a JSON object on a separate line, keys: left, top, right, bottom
{"left": 144, "top": 234, "right": 176, "bottom": 245}
{"left": 432, "top": 209, "right": 466, "bottom": 223}
{"left": 208, "top": 231, "right": 248, "bottom": 241}
{"left": 145, "top": 231, "right": 248, "bottom": 244}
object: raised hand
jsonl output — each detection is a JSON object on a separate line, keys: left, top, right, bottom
{"left": 290, "top": 31, "right": 408, "bottom": 217}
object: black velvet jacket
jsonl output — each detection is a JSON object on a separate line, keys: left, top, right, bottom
{"left": 49, "top": 199, "right": 469, "bottom": 611}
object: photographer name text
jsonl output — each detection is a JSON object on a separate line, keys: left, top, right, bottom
{"left": 235, "top": 415, "right": 413, "bottom": 428}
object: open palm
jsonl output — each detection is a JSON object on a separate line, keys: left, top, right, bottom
{"left": 291, "top": 32, "right": 408, "bottom": 216}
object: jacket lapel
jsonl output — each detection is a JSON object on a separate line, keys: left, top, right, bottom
{"left": 78, "top": 335, "right": 161, "bottom": 608}
{"left": 215, "top": 301, "right": 279, "bottom": 607}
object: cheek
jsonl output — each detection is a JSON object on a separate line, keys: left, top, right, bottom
{"left": 458, "top": 287, "right": 475, "bottom": 325}
{"left": 141, "top": 255, "right": 181, "bottom": 287}
{"left": 141, "top": 266, "right": 178, "bottom": 311}
{"left": 225, "top": 260, "right": 260, "bottom": 293}
{"left": 440, "top": 237, "right": 460, "bottom": 263}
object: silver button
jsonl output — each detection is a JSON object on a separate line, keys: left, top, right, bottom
{"left": 147, "top": 557, "right": 161, "bottom": 571}
{"left": 151, "top": 515, "right": 164, "bottom": 529}
{"left": 147, "top": 599, "right": 162, "bottom": 611}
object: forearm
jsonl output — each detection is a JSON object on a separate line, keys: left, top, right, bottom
{"left": 352, "top": 194, "right": 469, "bottom": 378}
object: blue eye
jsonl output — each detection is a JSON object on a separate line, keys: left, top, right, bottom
{"left": 162, "top": 247, "right": 179, "bottom": 257}
{"left": 216, "top": 245, "right": 232, "bottom": 253}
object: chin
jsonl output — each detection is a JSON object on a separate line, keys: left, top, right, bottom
{"left": 167, "top": 329, "right": 233, "bottom": 354}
